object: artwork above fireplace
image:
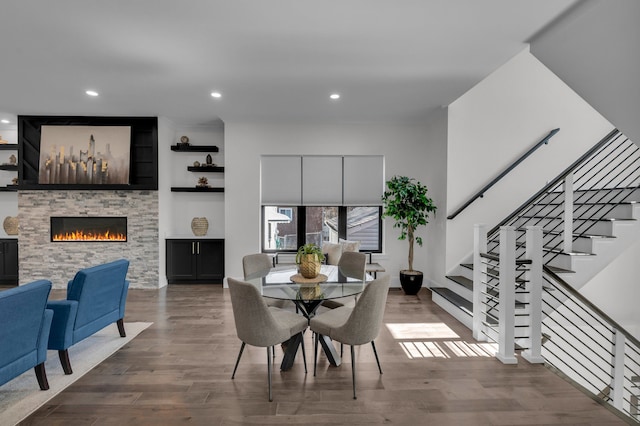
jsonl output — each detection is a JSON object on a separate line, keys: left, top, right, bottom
{"left": 50, "top": 217, "right": 127, "bottom": 242}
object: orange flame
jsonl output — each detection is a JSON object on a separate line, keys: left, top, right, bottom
{"left": 52, "top": 230, "right": 126, "bottom": 241}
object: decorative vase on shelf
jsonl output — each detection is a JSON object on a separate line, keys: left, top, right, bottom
{"left": 206, "top": 154, "right": 213, "bottom": 165}
{"left": 3, "top": 216, "right": 18, "bottom": 235}
{"left": 191, "top": 217, "right": 208, "bottom": 236}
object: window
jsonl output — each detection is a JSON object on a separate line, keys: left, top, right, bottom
{"left": 346, "top": 206, "right": 381, "bottom": 252}
{"left": 263, "top": 206, "right": 298, "bottom": 250}
{"left": 263, "top": 206, "right": 382, "bottom": 253}
{"left": 305, "top": 206, "right": 338, "bottom": 246}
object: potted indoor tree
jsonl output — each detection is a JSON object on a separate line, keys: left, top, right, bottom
{"left": 295, "top": 243, "right": 325, "bottom": 279}
{"left": 382, "top": 175, "right": 437, "bottom": 295}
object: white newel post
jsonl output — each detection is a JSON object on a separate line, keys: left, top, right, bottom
{"left": 473, "top": 224, "right": 487, "bottom": 341}
{"left": 563, "top": 173, "right": 574, "bottom": 254}
{"left": 612, "top": 330, "right": 626, "bottom": 411}
{"left": 496, "top": 226, "right": 518, "bottom": 364}
{"left": 522, "top": 226, "right": 544, "bottom": 363}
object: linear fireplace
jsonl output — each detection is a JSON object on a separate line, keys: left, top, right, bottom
{"left": 51, "top": 217, "right": 127, "bottom": 242}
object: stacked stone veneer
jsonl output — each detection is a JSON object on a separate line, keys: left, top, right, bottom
{"left": 18, "top": 190, "right": 159, "bottom": 289}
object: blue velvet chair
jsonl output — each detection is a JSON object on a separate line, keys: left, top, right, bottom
{"left": 47, "top": 259, "right": 130, "bottom": 374}
{"left": 0, "top": 280, "right": 53, "bottom": 390}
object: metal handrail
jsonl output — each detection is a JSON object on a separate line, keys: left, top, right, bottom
{"left": 447, "top": 128, "right": 560, "bottom": 220}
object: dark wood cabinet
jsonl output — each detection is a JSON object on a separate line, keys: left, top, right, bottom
{"left": 0, "top": 239, "right": 18, "bottom": 285}
{"left": 166, "top": 238, "right": 224, "bottom": 284}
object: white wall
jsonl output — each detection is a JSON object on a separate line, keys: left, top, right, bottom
{"left": 446, "top": 48, "right": 613, "bottom": 273}
{"left": 580, "top": 240, "right": 640, "bottom": 340}
{"left": 0, "top": 127, "right": 18, "bottom": 238}
{"left": 224, "top": 117, "right": 448, "bottom": 287}
{"left": 530, "top": 0, "right": 640, "bottom": 145}
{"left": 157, "top": 118, "right": 225, "bottom": 288}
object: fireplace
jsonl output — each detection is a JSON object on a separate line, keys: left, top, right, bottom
{"left": 51, "top": 217, "right": 127, "bottom": 242}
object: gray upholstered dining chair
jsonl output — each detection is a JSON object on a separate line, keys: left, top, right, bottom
{"left": 310, "top": 275, "right": 390, "bottom": 399}
{"left": 242, "top": 253, "right": 272, "bottom": 280}
{"left": 242, "top": 253, "right": 289, "bottom": 309}
{"left": 228, "top": 277, "right": 308, "bottom": 401}
{"left": 321, "top": 251, "right": 367, "bottom": 309}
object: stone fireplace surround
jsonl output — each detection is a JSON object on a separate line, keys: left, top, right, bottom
{"left": 18, "top": 190, "right": 159, "bottom": 289}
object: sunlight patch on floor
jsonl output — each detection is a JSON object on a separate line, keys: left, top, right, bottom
{"left": 388, "top": 322, "right": 498, "bottom": 359}
{"left": 386, "top": 322, "right": 459, "bottom": 339}
{"left": 399, "top": 340, "right": 498, "bottom": 359}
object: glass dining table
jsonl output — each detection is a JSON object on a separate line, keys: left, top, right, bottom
{"left": 245, "top": 264, "right": 368, "bottom": 371}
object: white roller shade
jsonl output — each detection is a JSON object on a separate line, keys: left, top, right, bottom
{"left": 302, "top": 156, "right": 343, "bottom": 205}
{"left": 343, "top": 155, "right": 384, "bottom": 205}
{"left": 261, "top": 156, "right": 302, "bottom": 205}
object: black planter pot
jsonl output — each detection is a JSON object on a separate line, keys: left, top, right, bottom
{"left": 399, "top": 271, "right": 424, "bottom": 295}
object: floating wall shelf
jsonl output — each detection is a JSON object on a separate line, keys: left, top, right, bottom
{"left": 170, "top": 145, "right": 219, "bottom": 152}
{"left": 170, "top": 187, "right": 224, "bottom": 193}
{"left": 187, "top": 166, "right": 224, "bottom": 172}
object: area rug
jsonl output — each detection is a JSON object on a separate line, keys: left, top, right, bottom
{"left": 0, "top": 322, "right": 152, "bottom": 426}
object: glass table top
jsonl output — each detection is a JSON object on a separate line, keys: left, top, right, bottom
{"left": 246, "top": 264, "right": 367, "bottom": 302}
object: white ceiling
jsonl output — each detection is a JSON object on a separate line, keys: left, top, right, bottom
{"left": 0, "top": 0, "right": 577, "bottom": 127}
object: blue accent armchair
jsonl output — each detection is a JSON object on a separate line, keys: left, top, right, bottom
{"left": 47, "top": 259, "right": 130, "bottom": 374}
{"left": 0, "top": 280, "right": 53, "bottom": 390}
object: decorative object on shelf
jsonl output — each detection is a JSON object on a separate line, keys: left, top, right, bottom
{"left": 382, "top": 175, "right": 437, "bottom": 295}
{"left": 11, "top": 177, "right": 18, "bottom": 185}
{"left": 8, "top": 154, "right": 16, "bottom": 165}
{"left": 193, "top": 161, "right": 200, "bottom": 167}
{"left": 0, "top": 136, "right": 7, "bottom": 144}
{"left": 179, "top": 135, "right": 190, "bottom": 146}
{"left": 295, "top": 243, "right": 325, "bottom": 279}
{"left": 197, "top": 176, "right": 209, "bottom": 187}
{"left": 191, "top": 217, "right": 209, "bottom": 236}
{"left": 206, "top": 154, "right": 213, "bottom": 165}
{"left": 3, "top": 216, "right": 18, "bottom": 235}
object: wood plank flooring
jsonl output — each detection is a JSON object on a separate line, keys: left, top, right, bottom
{"left": 15, "top": 285, "right": 629, "bottom": 425}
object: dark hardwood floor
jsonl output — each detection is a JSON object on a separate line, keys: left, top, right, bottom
{"left": 15, "top": 284, "right": 628, "bottom": 425}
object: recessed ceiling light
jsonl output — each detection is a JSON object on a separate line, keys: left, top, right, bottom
{"left": 211, "top": 91, "right": 222, "bottom": 98}
{"left": 330, "top": 93, "right": 340, "bottom": 100}
{"left": 0, "top": 119, "right": 9, "bottom": 124}
{"left": 86, "top": 90, "right": 99, "bottom": 97}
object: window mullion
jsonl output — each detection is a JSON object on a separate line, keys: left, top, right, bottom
{"left": 297, "top": 206, "right": 306, "bottom": 248}
{"left": 338, "top": 206, "right": 347, "bottom": 240}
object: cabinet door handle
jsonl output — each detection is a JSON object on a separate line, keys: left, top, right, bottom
{"left": 197, "top": 242, "right": 200, "bottom": 255}
{"left": 192, "top": 242, "right": 195, "bottom": 254}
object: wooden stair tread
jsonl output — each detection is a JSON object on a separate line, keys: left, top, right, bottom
{"left": 446, "top": 275, "right": 473, "bottom": 291}
{"left": 430, "top": 287, "right": 472, "bottom": 316}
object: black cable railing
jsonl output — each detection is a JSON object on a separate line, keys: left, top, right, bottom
{"left": 540, "top": 266, "right": 640, "bottom": 422}
{"left": 485, "top": 129, "right": 639, "bottom": 269}
{"left": 471, "top": 128, "right": 640, "bottom": 421}
{"left": 447, "top": 128, "right": 560, "bottom": 220}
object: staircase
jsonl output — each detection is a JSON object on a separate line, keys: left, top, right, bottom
{"left": 433, "top": 129, "right": 640, "bottom": 330}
